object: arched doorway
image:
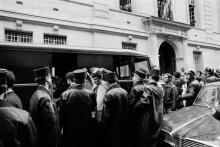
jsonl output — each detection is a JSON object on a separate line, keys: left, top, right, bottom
{"left": 159, "top": 42, "right": 176, "bottom": 74}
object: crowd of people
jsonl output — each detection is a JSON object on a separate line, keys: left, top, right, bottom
{"left": 0, "top": 65, "right": 220, "bottom": 147}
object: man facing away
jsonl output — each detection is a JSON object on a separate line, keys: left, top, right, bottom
{"left": 60, "top": 68, "right": 96, "bottom": 147}
{"left": 0, "top": 68, "right": 38, "bottom": 147}
{"left": 132, "top": 69, "right": 163, "bottom": 147}
{"left": 129, "top": 68, "right": 147, "bottom": 147}
{"left": 101, "top": 72, "right": 131, "bottom": 147}
{"left": 29, "top": 66, "right": 62, "bottom": 147}
{"left": 4, "top": 70, "right": 23, "bottom": 109}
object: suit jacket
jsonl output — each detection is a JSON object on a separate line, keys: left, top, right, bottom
{"left": 29, "top": 86, "right": 62, "bottom": 147}
{"left": 0, "top": 100, "right": 38, "bottom": 147}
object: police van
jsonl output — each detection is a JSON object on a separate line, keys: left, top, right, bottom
{"left": 0, "top": 43, "right": 151, "bottom": 110}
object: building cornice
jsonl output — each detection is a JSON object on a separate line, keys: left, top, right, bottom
{"left": 188, "top": 40, "right": 220, "bottom": 50}
{"left": 142, "top": 16, "right": 192, "bottom": 30}
{"left": 0, "top": 10, "right": 149, "bottom": 38}
{"left": 142, "top": 16, "right": 192, "bottom": 39}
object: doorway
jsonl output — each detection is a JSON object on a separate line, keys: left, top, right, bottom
{"left": 159, "top": 42, "right": 176, "bottom": 74}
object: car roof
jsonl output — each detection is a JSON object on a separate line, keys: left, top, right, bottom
{"left": 204, "top": 81, "right": 220, "bottom": 87}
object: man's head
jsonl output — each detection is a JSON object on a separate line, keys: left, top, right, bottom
{"left": 73, "top": 68, "right": 87, "bottom": 84}
{"left": 132, "top": 68, "right": 147, "bottom": 85}
{"left": 163, "top": 73, "right": 172, "bottom": 84}
{"left": 66, "top": 71, "right": 74, "bottom": 85}
{"left": 104, "top": 72, "right": 117, "bottom": 85}
{"left": 91, "top": 70, "right": 103, "bottom": 85}
{"left": 149, "top": 68, "right": 160, "bottom": 82}
{"left": 205, "top": 67, "right": 214, "bottom": 76}
{"left": 0, "top": 68, "right": 8, "bottom": 95}
{"left": 173, "top": 71, "right": 181, "bottom": 79}
{"left": 33, "top": 66, "right": 52, "bottom": 85}
{"left": 186, "top": 70, "right": 195, "bottom": 82}
{"left": 6, "top": 70, "right": 15, "bottom": 89}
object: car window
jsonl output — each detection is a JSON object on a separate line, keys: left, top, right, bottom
{"left": 194, "top": 86, "right": 217, "bottom": 107}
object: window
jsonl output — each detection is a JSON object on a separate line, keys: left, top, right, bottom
{"left": 114, "top": 56, "right": 131, "bottom": 79}
{"left": 5, "top": 29, "right": 33, "bottom": 43}
{"left": 157, "top": 0, "right": 173, "bottom": 20}
{"left": 44, "top": 34, "right": 67, "bottom": 45}
{"left": 120, "top": 0, "right": 132, "bottom": 12}
{"left": 193, "top": 51, "right": 203, "bottom": 72}
{"left": 189, "top": 0, "right": 196, "bottom": 26}
{"left": 122, "top": 42, "right": 136, "bottom": 50}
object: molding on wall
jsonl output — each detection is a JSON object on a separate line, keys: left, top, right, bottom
{"left": 0, "top": 10, "right": 149, "bottom": 38}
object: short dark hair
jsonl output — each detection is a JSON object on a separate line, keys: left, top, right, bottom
{"left": 164, "top": 73, "right": 172, "bottom": 79}
{"left": 6, "top": 70, "right": 15, "bottom": 88}
{"left": 174, "top": 71, "right": 181, "bottom": 78}
{"left": 152, "top": 76, "right": 159, "bottom": 82}
{"left": 36, "top": 77, "right": 47, "bottom": 85}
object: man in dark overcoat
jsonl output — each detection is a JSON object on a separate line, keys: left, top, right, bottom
{"left": 101, "top": 72, "right": 131, "bottom": 147}
{"left": 177, "top": 70, "right": 202, "bottom": 106}
{"left": 133, "top": 69, "right": 163, "bottom": 147}
{"left": 4, "top": 70, "right": 23, "bottom": 109}
{"left": 129, "top": 68, "right": 147, "bottom": 146}
{"left": 29, "top": 66, "right": 62, "bottom": 147}
{"left": 0, "top": 68, "right": 38, "bottom": 147}
{"left": 60, "top": 68, "right": 96, "bottom": 147}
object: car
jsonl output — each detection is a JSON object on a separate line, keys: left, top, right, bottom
{"left": 161, "top": 82, "right": 220, "bottom": 147}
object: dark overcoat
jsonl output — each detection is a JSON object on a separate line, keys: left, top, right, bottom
{"left": 60, "top": 84, "right": 96, "bottom": 147}
{"left": 0, "top": 100, "right": 38, "bottom": 147}
{"left": 133, "top": 81, "right": 163, "bottom": 147}
{"left": 129, "top": 81, "right": 146, "bottom": 146}
{"left": 4, "top": 90, "right": 23, "bottom": 109}
{"left": 29, "top": 86, "right": 62, "bottom": 147}
{"left": 101, "top": 84, "right": 131, "bottom": 147}
{"left": 182, "top": 80, "right": 202, "bottom": 106}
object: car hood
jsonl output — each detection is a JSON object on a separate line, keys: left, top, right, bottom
{"left": 162, "top": 106, "right": 220, "bottom": 146}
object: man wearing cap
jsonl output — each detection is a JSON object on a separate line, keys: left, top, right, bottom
{"left": 60, "top": 68, "right": 96, "bottom": 147}
{"left": 129, "top": 68, "right": 147, "bottom": 146}
{"left": 177, "top": 70, "right": 202, "bottom": 107}
{"left": 132, "top": 69, "right": 163, "bottom": 147}
{"left": 4, "top": 70, "right": 23, "bottom": 109}
{"left": 101, "top": 72, "right": 130, "bottom": 147}
{"left": 0, "top": 68, "right": 38, "bottom": 147}
{"left": 29, "top": 66, "right": 62, "bottom": 147}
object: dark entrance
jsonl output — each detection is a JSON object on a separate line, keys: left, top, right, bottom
{"left": 159, "top": 42, "right": 176, "bottom": 74}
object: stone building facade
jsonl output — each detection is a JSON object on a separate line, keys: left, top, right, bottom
{"left": 0, "top": 0, "right": 220, "bottom": 74}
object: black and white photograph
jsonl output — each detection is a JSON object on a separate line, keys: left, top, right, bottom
{"left": 1, "top": 0, "right": 220, "bottom": 147}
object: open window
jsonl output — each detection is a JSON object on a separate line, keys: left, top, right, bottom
{"left": 120, "top": 0, "right": 132, "bottom": 12}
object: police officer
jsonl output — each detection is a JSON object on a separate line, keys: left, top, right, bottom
{"left": 29, "top": 66, "right": 62, "bottom": 147}
{"left": 60, "top": 68, "right": 96, "bottom": 147}
{"left": 0, "top": 68, "right": 38, "bottom": 147}
{"left": 132, "top": 69, "right": 163, "bottom": 147}
{"left": 101, "top": 72, "right": 131, "bottom": 147}
{"left": 129, "top": 68, "right": 147, "bottom": 147}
